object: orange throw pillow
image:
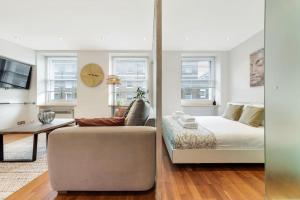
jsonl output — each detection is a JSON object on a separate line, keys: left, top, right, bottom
{"left": 114, "top": 107, "right": 127, "bottom": 117}
{"left": 76, "top": 117, "right": 125, "bottom": 127}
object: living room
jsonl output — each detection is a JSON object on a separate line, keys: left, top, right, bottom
{"left": 0, "top": 0, "right": 157, "bottom": 198}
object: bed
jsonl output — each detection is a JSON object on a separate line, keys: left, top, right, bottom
{"left": 162, "top": 116, "right": 264, "bottom": 164}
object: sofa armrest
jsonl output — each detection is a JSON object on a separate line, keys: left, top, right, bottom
{"left": 48, "top": 126, "right": 156, "bottom": 191}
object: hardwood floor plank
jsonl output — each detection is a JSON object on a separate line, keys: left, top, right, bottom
{"left": 4, "top": 134, "right": 30, "bottom": 144}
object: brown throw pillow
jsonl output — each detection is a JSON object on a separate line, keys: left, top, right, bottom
{"left": 76, "top": 117, "right": 125, "bottom": 127}
{"left": 239, "top": 106, "right": 264, "bottom": 127}
{"left": 223, "top": 104, "right": 244, "bottom": 121}
{"left": 114, "top": 107, "right": 127, "bottom": 117}
{"left": 125, "top": 99, "right": 150, "bottom": 126}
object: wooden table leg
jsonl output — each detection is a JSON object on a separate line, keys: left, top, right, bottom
{"left": 0, "top": 135, "right": 3, "bottom": 161}
{"left": 32, "top": 134, "right": 38, "bottom": 161}
{"left": 46, "top": 132, "right": 50, "bottom": 147}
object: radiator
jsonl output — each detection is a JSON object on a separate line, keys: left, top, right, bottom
{"left": 39, "top": 106, "right": 74, "bottom": 119}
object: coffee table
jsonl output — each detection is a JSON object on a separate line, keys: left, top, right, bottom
{"left": 0, "top": 118, "right": 75, "bottom": 162}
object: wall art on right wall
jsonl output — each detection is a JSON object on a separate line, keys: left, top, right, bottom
{"left": 250, "top": 48, "right": 265, "bottom": 87}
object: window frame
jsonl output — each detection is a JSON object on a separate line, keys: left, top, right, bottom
{"left": 45, "top": 56, "right": 78, "bottom": 104}
{"left": 109, "top": 54, "right": 151, "bottom": 106}
{"left": 180, "top": 56, "right": 216, "bottom": 106}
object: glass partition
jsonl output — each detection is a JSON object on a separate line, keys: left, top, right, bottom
{"left": 265, "top": 0, "right": 300, "bottom": 199}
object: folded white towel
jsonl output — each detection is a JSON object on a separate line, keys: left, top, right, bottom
{"left": 172, "top": 111, "right": 185, "bottom": 120}
{"left": 178, "top": 118, "right": 198, "bottom": 129}
{"left": 175, "top": 111, "right": 184, "bottom": 115}
{"left": 180, "top": 114, "right": 195, "bottom": 123}
{"left": 172, "top": 114, "right": 179, "bottom": 120}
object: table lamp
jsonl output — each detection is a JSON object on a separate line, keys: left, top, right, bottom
{"left": 107, "top": 75, "right": 121, "bottom": 116}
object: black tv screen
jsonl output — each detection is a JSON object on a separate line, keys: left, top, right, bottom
{"left": 0, "top": 58, "right": 32, "bottom": 89}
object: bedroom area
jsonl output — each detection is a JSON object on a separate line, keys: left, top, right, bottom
{"left": 160, "top": 0, "right": 265, "bottom": 199}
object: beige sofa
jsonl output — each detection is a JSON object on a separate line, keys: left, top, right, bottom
{"left": 47, "top": 126, "right": 156, "bottom": 192}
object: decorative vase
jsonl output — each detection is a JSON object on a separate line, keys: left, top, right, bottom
{"left": 38, "top": 110, "right": 55, "bottom": 124}
{"left": 213, "top": 100, "right": 216, "bottom": 106}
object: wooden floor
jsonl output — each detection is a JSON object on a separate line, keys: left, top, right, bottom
{"left": 161, "top": 149, "right": 265, "bottom": 200}
{"left": 5, "top": 137, "right": 265, "bottom": 200}
{"left": 4, "top": 134, "right": 31, "bottom": 144}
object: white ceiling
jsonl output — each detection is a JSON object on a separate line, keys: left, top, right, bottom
{"left": 0, "top": 0, "right": 264, "bottom": 51}
{"left": 163, "top": 0, "right": 265, "bottom": 51}
{"left": 0, "top": 0, "right": 154, "bottom": 50}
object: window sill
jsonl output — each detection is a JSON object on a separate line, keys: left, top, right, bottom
{"left": 108, "top": 105, "right": 129, "bottom": 107}
{"left": 181, "top": 100, "right": 217, "bottom": 107}
{"left": 38, "top": 102, "right": 77, "bottom": 107}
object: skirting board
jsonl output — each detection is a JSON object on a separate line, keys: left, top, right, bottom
{"left": 163, "top": 133, "right": 264, "bottom": 164}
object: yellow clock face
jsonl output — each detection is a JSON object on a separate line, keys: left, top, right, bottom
{"left": 80, "top": 63, "right": 104, "bottom": 87}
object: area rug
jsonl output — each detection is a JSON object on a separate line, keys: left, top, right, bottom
{"left": 0, "top": 133, "right": 48, "bottom": 199}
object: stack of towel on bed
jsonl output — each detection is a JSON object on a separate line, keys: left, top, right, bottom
{"left": 172, "top": 111, "right": 198, "bottom": 129}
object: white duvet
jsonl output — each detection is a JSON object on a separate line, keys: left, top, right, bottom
{"left": 196, "top": 116, "right": 264, "bottom": 150}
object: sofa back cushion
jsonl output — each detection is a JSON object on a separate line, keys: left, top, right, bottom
{"left": 76, "top": 117, "right": 125, "bottom": 126}
{"left": 125, "top": 99, "right": 150, "bottom": 126}
{"left": 124, "top": 100, "right": 136, "bottom": 118}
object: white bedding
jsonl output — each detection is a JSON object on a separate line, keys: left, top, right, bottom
{"left": 195, "top": 116, "right": 264, "bottom": 150}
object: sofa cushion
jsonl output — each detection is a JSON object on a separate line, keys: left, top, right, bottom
{"left": 125, "top": 99, "right": 150, "bottom": 126}
{"left": 124, "top": 100, "right": 136, "bottom": 118}
{"left": 114, "top": 107, "right": 127, "bottom": 117}
{"left": 76, "top": 117, "right": 125, "bottom": 126}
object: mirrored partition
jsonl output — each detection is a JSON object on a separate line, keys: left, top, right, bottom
{"left": 265, "top": 0, "right": 300, "bottom": 199}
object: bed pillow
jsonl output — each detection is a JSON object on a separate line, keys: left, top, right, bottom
{"left": 125, "top": 99, "right": 150, "bottom": 126}
{"left": 239, "top": 106, "right": 264, "bottom": 127}
{"left": 76, "top": 117, "right": 125, "bottom": 126}
{"left": 222, "top": 104, "right": 244, "bottom": 121}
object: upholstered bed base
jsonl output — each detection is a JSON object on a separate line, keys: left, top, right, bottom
{"left": 163, "top": 133, "right": 264, "bottom": 164}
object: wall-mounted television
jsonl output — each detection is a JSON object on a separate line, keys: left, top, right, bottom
{"left": 0, "top": 57, "right": 32, "bottom": 89}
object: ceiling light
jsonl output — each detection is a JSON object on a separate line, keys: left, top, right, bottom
{"left": 226, "top": 37, "right": 230, "bottom": 41}
{"left": 58, "top": 37, "right": 63, "bottom": 41}
{"left": 185, "top": 36, "right": 190, "bottom": 41}
{"left": 143, "top": 37, "right": 147, "bottom": 41}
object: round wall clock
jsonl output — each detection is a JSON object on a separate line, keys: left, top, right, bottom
{"left": 80, "top": 63, "right": 104, "bottom": 87}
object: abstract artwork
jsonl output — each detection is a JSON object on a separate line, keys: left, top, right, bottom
{"left": 250, "top": 48, "right": 265, "bottom": 87}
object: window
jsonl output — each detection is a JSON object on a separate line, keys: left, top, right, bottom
{"left": 111, "top": 56, "right": 148, "bottom": 105}
{"left": 181, "top": 56, "right": 215, "bottom": 105}
{"left": 46, "top": 57, "right": 77, "bottom": 102}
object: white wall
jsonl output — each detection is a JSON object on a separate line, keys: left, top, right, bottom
{"left": 228, "top": 31, "right": 264, "bottom": 103}
{"left": 75, "top": 51, "right": 111, "bottom": 117}
{"left": 75, "top": 51, "right": 152, "bottom": 118}
{"left": 162, "top": 51, "right": 229, "bottom": 116}
{"left": 0, "top": 39, "right": 36, "bottom": 130}
{"left": 0, "top": 31, "right": 263, "bottom": 128}
{"left": 34, "top": 50, "right": 152, "bottom": 118}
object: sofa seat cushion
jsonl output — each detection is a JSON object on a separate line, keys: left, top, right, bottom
{"left": 76, "top": 117, "right": 125, "bottom": 126}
